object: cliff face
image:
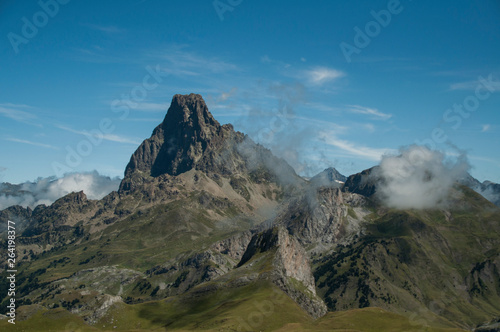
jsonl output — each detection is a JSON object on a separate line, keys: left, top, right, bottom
{"left": 342, "top": 167, "right": 380, "bottom": 197}
{"left": 276, "top": 187, "right": 368, "bottom": 248}
{"left": 211, "top": 230, "right": 254, "bottom": 262}
{"left": 272, "top": 227, "right": 328, "bottom": 319}
{"left": 237, "top": 227, "right": 327, "bottom": 318}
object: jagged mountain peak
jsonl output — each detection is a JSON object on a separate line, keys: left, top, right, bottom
{"left": 122, "top": 94, "right": 238, "bottom": 182}
{"left": 310, "top": 167, "right": 347, "bottom": 188}
{"left": 120, "top": 93, "right": 300, "bottom": 193}
{"left": 162, "top": 93, "right": 221, "bottom": 134}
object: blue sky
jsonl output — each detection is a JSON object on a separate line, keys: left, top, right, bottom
{"left": 1, "top": 0, "right": 499, "bottom": 184}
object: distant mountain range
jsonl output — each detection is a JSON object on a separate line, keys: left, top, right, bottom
{"left": 2, "top": 167, "right": 498, "bottom": 210}
{"left": 0, "top": 172, "right": 120, "bottom": 210}
{"left": 1, "top": 94, "right": 499, "bottom": 331}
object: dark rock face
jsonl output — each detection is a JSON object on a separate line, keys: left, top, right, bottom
{"left": 124, "top": 94, "right": 240, "bottom": 178}
{"left": 342, "top": 167, "right": 380, "bottom": 197}
{"left": 237, "top": 228, "right": 279, "bottom": 267}
{"left": 211, "top": 230, "right": 254, "bottom": 262}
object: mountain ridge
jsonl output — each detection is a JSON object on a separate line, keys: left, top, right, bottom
{"left": 0, "top": 94, "right": 499, "bottom": 331}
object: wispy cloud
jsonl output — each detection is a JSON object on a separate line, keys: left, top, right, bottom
{"left": 55, "top": 125, "right": 141, "bottom": 145}
{"left": 355, "top": 56, "right": 411, "bottom": 63}
{"left": 293, "top": 116, "right": 348, "bottom": 134}
{"left": 122, "top": 117, "right": 164, "bottom": 122}
{"left": 0, "top": 103, "right": 33, "bottom": 109}
{"left": 302, "top": 102, "right": 341, "bottom": 114}
{"left": 347, "top": 105, "right": 392, "bottom": 120}
{"left": 449, "top": 77, "right": 500, "bottom": 91}
{"left": 0, "top": 105, "right": 37, "bottom": 122}
{"left": 6, "top": 138, "right": 59, "bottom": 150}
{"left": 482, "top": 124, "right": 491, "bottom": 132}
{"left": 217, "top": 88, "right": 238, "bottom": 102}
{"left": 84, "top": 24, "right": 126, "bottom": 34}
{"left": 158, "top": 46, "right": 239, "bottom": 76}
{"left": 304, "top": 67, "right": 345, "bottom": 85}
{"left": 73, "top": 46, "right": 126, "bottom": 64}
{"left": 319, "top": 132, "right": 395, "bottom": 161}
{"left": 132, "top": 102, "right": 169, "bottom": 112}
{"left": 260, "top": 55, "right": 291, "bottom": 69}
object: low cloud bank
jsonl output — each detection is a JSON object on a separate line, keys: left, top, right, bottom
{"left": 0, "top": 171, "right": 121, "bottom": 210}
{"left": 371, "top": 146, "right": 469, "bottom": 209}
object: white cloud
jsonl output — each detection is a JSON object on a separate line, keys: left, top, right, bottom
{"left": 303, "top": 102, "right": 341, "bottom": 114}
{"left": 6, "top": 138, "right": 59, "bottom": 150}
{"left": 85, "top": 24, "right": 126, "bottom": 34}
{"left": 99, "top": 134, "right": 141, "bottom": 145}
{"left": 363, "top": 123, "right": 375, "bottom": 133}
{"left": 449, "top": 77, "right": 500, "bottom": 91}
{"left": 482, "top": 124, "right": 491, "bottom": 132}
{"left": 260, "top": 55, "right": 291, "bottom": 68}
{"left": 261, "top": 55, "right": 272, "bottom": 63}
{"left": 294, "top": 117, "right": 348, "bottom": 133}
{"left": 0, "top": 103, "right": 33, "bottom": 109}
{"left": 347, "top": 105, "right": 392, "bottom": 120}
{"left": 319, "top": 132, "right": 395, "bottom": 161}
{"left": 305, "top": 67, "right": 344, "bottom": 85}
{"left": 0, "top": 106, "right": 37, "bottom": 122}
{"left": 0, "top": 171, "right": 121, "bottom": 210}
{"left": 160, "top": 46, "right": 239, "bottom": 75}
{"left": 55, "top": 124, "right": 141, "bottom": 145}
{"left": 371, "top": 146, "right": 470, "bottom": 209}
{"left": 217, "top": 87, "right": 238, "bottom": 102}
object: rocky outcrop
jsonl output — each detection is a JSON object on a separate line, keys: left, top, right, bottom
{"left": 20, "top": 191, "right": 97, "bottom": 237}
{"left": 145, "top": 249, "right": 238, "bottom": 297}
{"left": 0, "top": 204, "right": 33, "bottom": 233}
{"left": 211, "top": 230, "right": 254, "bottom": 262}
{"left": 237, "top": 227, "right": 327, "bottom": 318}
{"left": 466, "top": 254, "right": 500, "bottom": 299}
{"left": 342, "top": 167, "right": 380, "bottom": 197}
{"left": 124, "top": 94, "right": 242, "bottom": 178}
{"left": 276, "top": 187, "right": 367, "bottom": 248}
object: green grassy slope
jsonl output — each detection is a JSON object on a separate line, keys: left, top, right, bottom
{"left": 0, "top": 250, "right": 466, "bottom": 332}
{"left": 313, "top": 186, "right": 500, "bottom": 330}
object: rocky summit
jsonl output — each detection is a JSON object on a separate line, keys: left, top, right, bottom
{"left": 1, "top": 94, "right": 500, "bottom": 331}
{"left": 124, "top": 94, "right": 234, "bottom": 178}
